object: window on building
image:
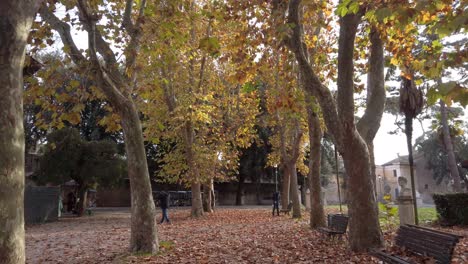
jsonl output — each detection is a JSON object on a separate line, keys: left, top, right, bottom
{"left": 393, "top": 170, "right": 397, "bottom": 177}
{"left": 424, "top": 184, "right": 428, "bottom": 190}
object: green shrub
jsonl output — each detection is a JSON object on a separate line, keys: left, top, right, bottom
{"left": 433, "top": 193, "right": 468, "bottom": 226}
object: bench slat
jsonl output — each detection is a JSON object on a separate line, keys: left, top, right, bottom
{"left": 370, "top": 225, "right": 462, "bottom": 264}
{"left": 394, "top": 226, "right": 460, "bottom": 264}
{"left": 369, "top": 249, "right": 411, "bottom": 264}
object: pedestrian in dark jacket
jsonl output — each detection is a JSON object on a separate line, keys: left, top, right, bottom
{"left": 272, "top": 191, "right": 280, "bottom": 216}
{"left": 158, "top": 191, "right": 170, "bottom": 224}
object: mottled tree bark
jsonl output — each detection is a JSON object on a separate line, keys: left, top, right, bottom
{"left": 191, "top": 182, "right": 203, "bottom": 217}
{"left": 202, "top": 179, "right": 214, "bottom": 213}
{"left": 307, "top": 102, "right": 325, "bottom": 228}
{"left": 120, "top": 102, "right": 158, "bottom": 252}
{"left": 0, "top": 1, "right": 39, "bottom": 263}
{"left": 440, "top": 100, "right": 462, "bottom": 192}
{"left": 280, "top": 166, "right": 290, "bottom": 209}
{"left": 289, "top": 163, "right": 301, "bottom": 218}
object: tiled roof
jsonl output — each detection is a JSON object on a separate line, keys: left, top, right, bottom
{"left": 381, "top": 155, "right": 409, "bottom": 166}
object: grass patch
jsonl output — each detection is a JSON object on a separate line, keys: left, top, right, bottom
{"left": 418, "top": 207, "right": 437, "bottom": 224}
{"left": 159, "top": 240, "right": 174, "bottom": 250}
{"left": 324, "top": 204, "right": 437, "bottom": 230}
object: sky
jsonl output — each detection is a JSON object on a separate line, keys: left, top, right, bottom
{"left": 374, "top": 113, "right": 424, "bottom": 165}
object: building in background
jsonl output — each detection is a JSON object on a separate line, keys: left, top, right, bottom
{"left": 375, "top": 153, "right": 451, "bottom": 204}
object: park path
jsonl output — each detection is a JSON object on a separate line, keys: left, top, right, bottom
{"left": 26, "top": 207, "right": 467, "bottom": 263}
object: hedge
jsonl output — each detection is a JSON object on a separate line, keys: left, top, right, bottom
{"left": 433, "top": 193, "right": 468, "bottom": 226}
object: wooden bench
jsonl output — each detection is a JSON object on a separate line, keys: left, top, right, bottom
{"left": 280, "top": 203, "right": 293, "bottom": 215}
{"left": 317, "top": 214, "right": 349, "bottom": 240}
{"left": 370, "top": 224, "right": 463, "bottom": 264}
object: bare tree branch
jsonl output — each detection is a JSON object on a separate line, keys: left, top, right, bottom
{"left": 122, "top": 0, "right": 135, "bottom": 33}
{"left": 39, "top": 5, "right": 86, "bottom": 65}
{"left": 284, "top": 0, "right": 343, "bottom": 150}
{"left": 124, "top": 0, "right": 147, "bottom": 87}
{"left": 356, "top": 27, "right": 386, "bottom": 142}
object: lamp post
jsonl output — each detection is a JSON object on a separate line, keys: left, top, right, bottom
{"left": 378, "top": 175, "right": 382, "bottom": 201}
{"left": 274, "top": 164, "right": 278, "bottom": 193}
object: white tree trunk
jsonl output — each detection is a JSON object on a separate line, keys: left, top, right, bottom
{"left": 0, "top": 1, "right": 38, "bottom": 262}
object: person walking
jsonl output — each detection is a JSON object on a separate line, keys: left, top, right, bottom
{"left": 158, "top": 191, "right": 171, "bottom": 224}
{"left": 272, "top": 191, "right": 280, "bottom": 216}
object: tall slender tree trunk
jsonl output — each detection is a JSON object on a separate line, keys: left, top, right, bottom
{"left": 191, "top": 182, "right": 203, "bottom": 217}
{"left": 76, "top": 185, "right": 88, "bottom": 217}
{"left": 183, "top": 120, "right": 204, "bottom": 217}
{"left": 0, "top": 2, "right": 38, "bottom": 263}
{"left": 342, "top": 135, "right": 383, "bottom": 251}
{"left": 235, "top": 174, "right": 245, "bottom": 205}
{"left": 440, "top": 100, "right": 462, "bottom": 192}
{"left": 404, "top": 116, "right": 419, "bottom": 224}
{"left": 307, "top": 104, "right": 325, "bottom": 227}
{"left": 202, "top": 179, "right": 213, "bottom": 213}
{"left": 119, "top": 102, "right": 158, "bottom": 253}
{"left": 289, "top": 163, "right": 301, "bottom": 218}
{"left": 281, "top": 166, "right": 290, "bottom": 209}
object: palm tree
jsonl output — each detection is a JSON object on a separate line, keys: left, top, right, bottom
{"left": 399, "top": 72, "right": 424, "bottom": 225}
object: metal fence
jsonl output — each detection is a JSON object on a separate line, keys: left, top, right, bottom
{"left": 24, "top": 186, "right": 60, "bottom": 224}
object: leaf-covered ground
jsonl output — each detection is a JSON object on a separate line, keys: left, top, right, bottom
{"left": 26, "top": 207, "right": 468, "bottom": 263}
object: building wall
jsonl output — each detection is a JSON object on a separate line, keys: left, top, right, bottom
{"left": 376, "top": 155, "right": 451, "bottom": 204}
{"left": 376, "top": 165, "right": 406, "bottom": 201}
{"left": 414, "top": 155, "right": 450, "bottom": 204}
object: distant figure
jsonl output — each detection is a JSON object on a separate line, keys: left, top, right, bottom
{"left": 158, "top": 191, "right": 171, "bottom": 224}
{"left": 67, "top": 192, "right": 76, "bottom": 213}
{"left": 272, "top": 191, "right": 280, "bottom": 216}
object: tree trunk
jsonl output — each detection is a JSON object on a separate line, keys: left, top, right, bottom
{"left": 191, "top": 182, "right": 203, "bottom": 217}
{"left": 405, "top": 116, "right": 419, "bottom": 225}
{"left": 342, "top": 134, "right": 383, "bottom": 251}
{"left": 0, "top": 1, "right": 38, "bottom": 263}
{"left": 283, "top": 1, "right": 384, "bottom": 251}
{"left": 210, "top": 181, "right": 216, "bottom": 210}
{"left": 307, "top": 104, "right": 325, "bottom": 228}
{"left": 235, "top": 174, "right": 245, "bottom": 205}
{"left": 368, "top": 142, "right": 377, "bottom": 197}
{"left": 440, "top": 100, "right": 462, "bottom": 192}
{"left": 289, "top": 163, "right": 301, "bottom": 218}
{"left": 202, "top": 180, "right": 213, "bottom": 213}
{"left": 280, "top": 166, "right": 290, "bottom": 209}
{"left": 38, "top": 0, "right": 159, "bottom": 254}
{"left": 255, "top": 172, "right": 262, "bottom": 205}
{"left": 119, "top": 102, "right": 158, "bottom": 253}
{"left": 76, "top": 186, "right": 88, "bottom": 217}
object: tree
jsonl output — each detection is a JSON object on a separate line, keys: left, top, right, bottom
{"left": 415, "top": 105, "right": 468, "bottom": 188}
{"left": 0, "top": 1, "right": 41, "bottom": 263}
{"left": 276, "top": 0, "right": 386, "bottom": 251}
{"left": 37, "top": 128, "right": 125, "bottom": 216}
{"left": 439, "top": 99, "right": 463, "bottom": 191}
{"left": 139, "top": 0, "right": 258, "bottom": 216}
{"left": 306, "top": 98, "right": 326, "bottom": 228}
{"left": 38, "top": 0, "right": 158, "bottom": 253}
{"left": 24, "top": 53, "right": 123, "bottom": 151}
{"left": 399, "top": 74, "right": 424, "bottom": 225}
